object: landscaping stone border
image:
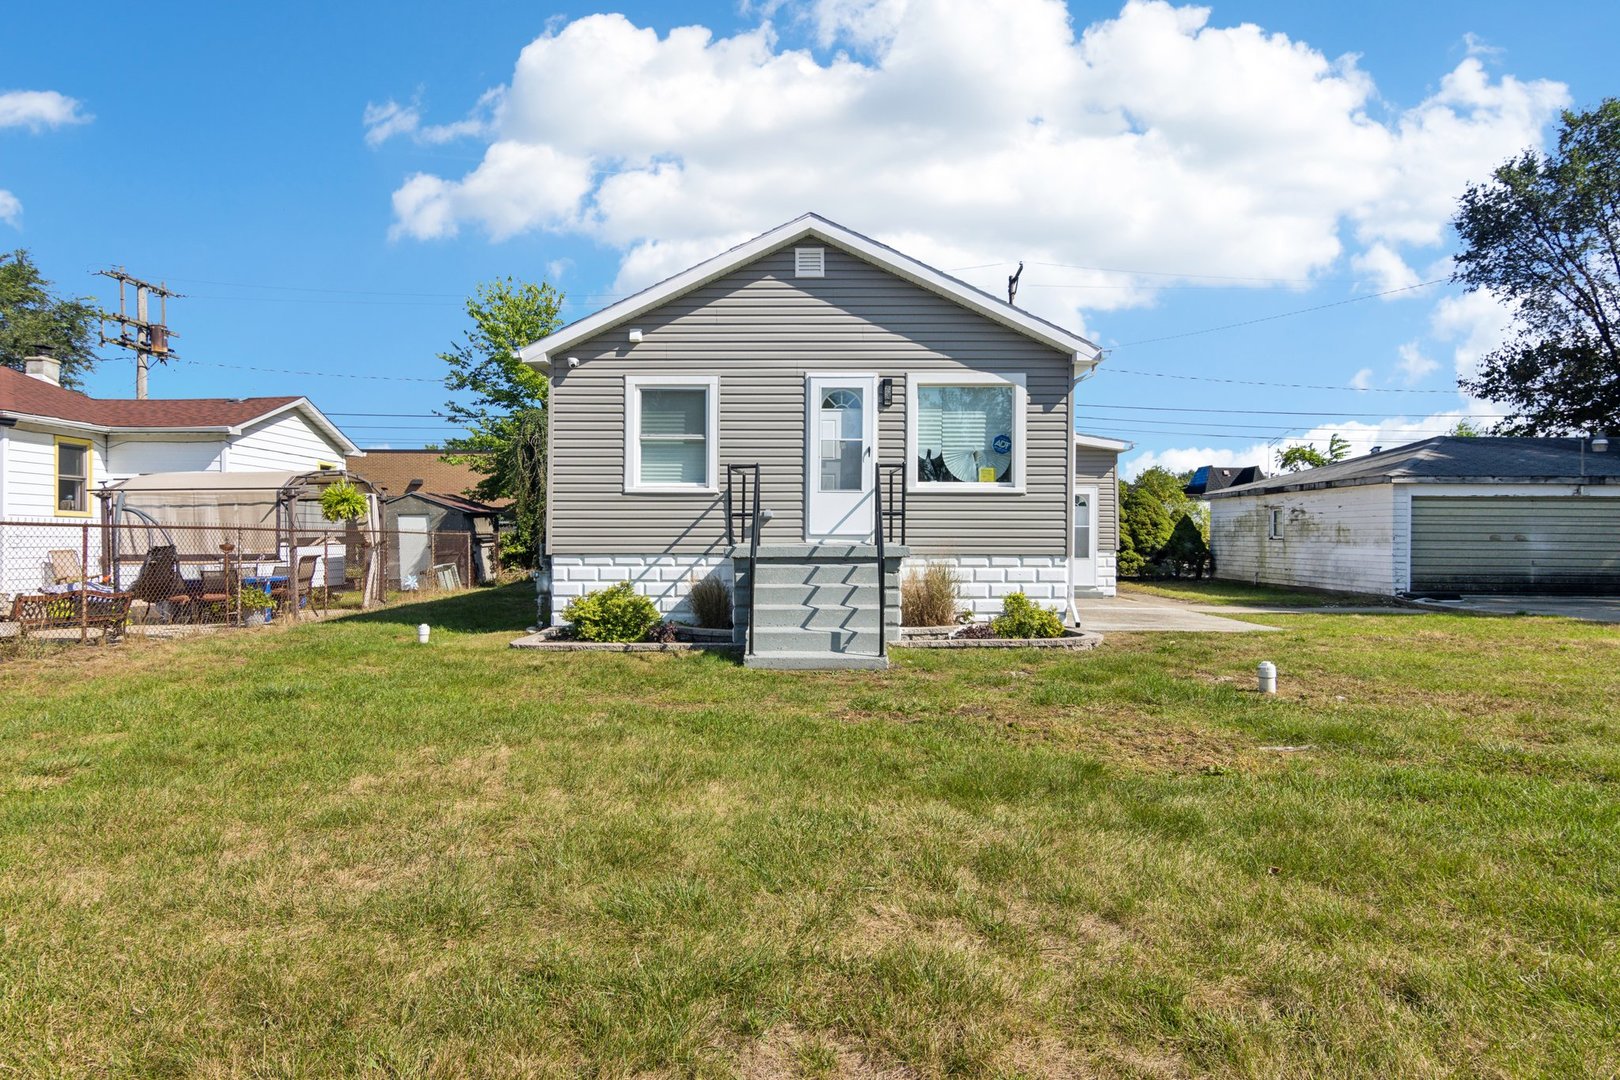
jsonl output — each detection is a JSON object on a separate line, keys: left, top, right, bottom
{"left": 898, "top": 626, "right": 1103, "bottom": 650}
{"left": 510, "top": 626, "right": 740, "bottom": 653}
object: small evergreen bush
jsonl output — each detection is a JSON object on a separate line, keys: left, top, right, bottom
{"left": 901, "top": 561, "right": 963, "bottom": 626}
{"left": 686, "top": 575, "right": 733, "bottom": 628}
{"left": 990, "top": 591, "right": 1064, "bottom": 639}
{"left": 564, "top": 581, "right": 661, "bottom": 642}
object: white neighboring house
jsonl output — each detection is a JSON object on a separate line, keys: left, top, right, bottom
{"left": 0, "top": 356, "right": 361, "bottom": 593}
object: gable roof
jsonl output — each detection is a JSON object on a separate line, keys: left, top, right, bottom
{"left": 0, "top": 364, "right": 360, "bottom": 455}
{"left": 1211, "top": 436, "right": 1620, "bottom": 497}
{"left": 345, "top": 449, "right": 512, "bottom": 509}
{"left": 1185, "top": 464, "right": 1267, "bottom": 496}
{"left": 519, "top": 213, "right": 1102, "bottom": 374}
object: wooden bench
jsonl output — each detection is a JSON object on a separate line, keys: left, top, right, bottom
{"left": 1, "top": 592, "right": 134, "bottom": 646}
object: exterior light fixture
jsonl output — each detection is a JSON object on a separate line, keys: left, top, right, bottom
{"left": 1594, "top": 432, "right": 1610, "bottom": 453}
{"left": 628, "top": 328, "right": 644, "bottom": 343}
{"left": 879, "top": 378, "right": 894, "bottom": 408}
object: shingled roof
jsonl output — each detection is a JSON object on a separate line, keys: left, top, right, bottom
{"left": 345, "top": 449, "right": 511, "bottom": 510}
{"left": 1211, "top": 436, "right": 1620, "bottom": 497}
{"left": 1, "top": 364, "right": 303, "bottom": 428}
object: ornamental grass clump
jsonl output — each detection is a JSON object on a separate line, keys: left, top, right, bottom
{"left": 686, "top": 575, "right": 733, "bottom": 629}
{"left": 901, "top": 561, "right": 963, "bottom": 626}
{"left": 991, "top": 590, "right": 1064, "bottom": 639}
{"left": 319, "top": 482, "right": 368, "bottom": 523}
{"left": 564, "top": 581, "right": 661, "bottom": 643}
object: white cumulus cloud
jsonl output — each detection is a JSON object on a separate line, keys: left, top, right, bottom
{"left": 0, "top": 189, "right": 20, "bottom": 227}
{"left": 0, "top": 89, "right": 90, "bottom": 131}
{"left": 375, "top": 1, "right": 1567, "bottom": 331}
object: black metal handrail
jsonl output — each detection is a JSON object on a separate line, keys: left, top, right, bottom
{"left": 726, "top": 464, "right": 764, "bottom": 655}
{"left": 877, "top": 464, "right": 906, "bottom": 545}
{"left": 874, "top": 464, "right": 888, "bottom": 658}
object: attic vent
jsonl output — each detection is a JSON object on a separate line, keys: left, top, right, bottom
{"left": 794, "top": 246, "right": 825, "bottom": 278}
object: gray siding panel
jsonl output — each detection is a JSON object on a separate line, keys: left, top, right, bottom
{"left": 550, "top": 244, "right": 1074, "bottom": 558}
{"left": 1073, "top": 448, "right": 1119, "bottom": 550}
{"left": 1410, "top": 496, "right": 1620, "bottom": 593}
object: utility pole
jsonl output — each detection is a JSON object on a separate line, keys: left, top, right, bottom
{"left": 96, "top": 268, "right": 181, "bottom": 399}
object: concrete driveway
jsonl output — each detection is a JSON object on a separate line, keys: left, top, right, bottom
{"left": 1419, "top": 595, "right": 1620, "bottom": 623}
{"left": 1075, "top": 593, "right": 1280, "bottom": 633}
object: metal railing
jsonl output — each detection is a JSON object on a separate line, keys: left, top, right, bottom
{"left": 878, "top": 464, "right": 907, "bottom": 545}
{"left": 725, "top": 464, "right": 764, "bottom": 656}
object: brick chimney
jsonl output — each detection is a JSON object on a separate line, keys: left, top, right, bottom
{"left": 23, "top": 354, "right": 61, "bottom": 387}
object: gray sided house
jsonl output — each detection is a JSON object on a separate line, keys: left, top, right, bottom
{"left": 521, "top": 214, "right": 1104, "bottom": 668}
{"left": 1208, "top": 436, "right": 1620, "bottom": 596}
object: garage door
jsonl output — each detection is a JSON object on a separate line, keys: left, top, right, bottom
{"left": 1410, "top": 496, "right": 1620, "bottom": 594}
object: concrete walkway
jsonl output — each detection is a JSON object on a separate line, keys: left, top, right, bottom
{"left": 1420, "top": 594, "right": 1620, "bottom": 623}
{"left": 1076, "top": 593, "right": 1281, "bottom": 633}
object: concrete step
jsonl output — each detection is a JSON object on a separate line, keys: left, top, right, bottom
{"left": 745, "top": 650, "right": 889, "bottom": 671}
{"left": 751, "top": 582, "right": 882, "bottom": 608}
{"left": 745, "top": 561, "right": 883, "bottom": 587}
{"left": 752, "top": 625, "right": 881, "bottom": 655}
{"left": 752, "top": 603, "right": 879, "bottom": 632}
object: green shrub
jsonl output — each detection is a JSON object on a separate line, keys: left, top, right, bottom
{"left": 686, "top": 575, "right": 733, "bottom": 628}
{"left": 991, "top": 591, "right": 1064, "bottom": 639}
{"left": 901, "top": 561, "right": 963, "bottom": 626}
{"left": 564, "top": 581, "right": 661, "bottom": 642}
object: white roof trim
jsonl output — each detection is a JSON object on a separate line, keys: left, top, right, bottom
{"left": 519, "top": 213, "right": 1103, "bottom": 370}
{"left": 1, "top": 398, "right": 361, "bottom": 457}
{"left": 1074, "top": 433, "right": 1133, "bottom": 452}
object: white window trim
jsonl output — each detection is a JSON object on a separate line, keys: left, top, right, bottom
{"left": 624, "top": 374, "right": 720, "bottom": 495}
{"left": 1073, "top": 484, "right": 1099, "bottom": 561}
{"left": 1267, "top": 506, "right": 1284, "bottom": 540}
{"left": 905, "top": 371, "right": 1027, "bottom": 495}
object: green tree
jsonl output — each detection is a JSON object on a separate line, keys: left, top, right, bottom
{"left": 0, "top": 250, "right": 99, "bottom": 388}
{"left": 1449, "top": 418, "right": 1486, "bottom": 437}
{"left": 1277, "top": 433, "right": 1351, "bottom": 472}
{"left": 1118, "top": 467, "right": 1201, "bottom": 577}
{"left": 1454, "top": 99, "right": 1620, "bottom": 435}
{"left": 439, "top": 278, "right": 563, "bottom": 567}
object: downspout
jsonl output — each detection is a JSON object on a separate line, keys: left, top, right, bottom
{"left": 1066, "top": 358, "right": 1097, "bottom": 626}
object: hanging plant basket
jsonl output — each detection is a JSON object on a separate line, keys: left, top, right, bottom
{"left": 320, "top": 481, "right": 368, "bottom": 523}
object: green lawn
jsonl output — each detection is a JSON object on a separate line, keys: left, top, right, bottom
{"left": 2, "top": 585, "right": 1617, "bottom": 1077}
{"left": 1122, "top": 578, "right": 1406, "bottom": 608}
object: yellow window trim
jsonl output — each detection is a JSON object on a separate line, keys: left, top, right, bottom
{"left": 54, "top": 435, "right": 94, "bottom": 518}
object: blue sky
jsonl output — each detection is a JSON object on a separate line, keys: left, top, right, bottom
{"left": 3, "top": 1, "right": 1614, "bottom": 474}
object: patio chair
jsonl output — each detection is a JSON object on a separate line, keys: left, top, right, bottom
{"left": 126, "top": 545, "right": 195, "bottom": 624}
{"left": 271, "top": 555, "right": 321, "bottom": 616}
{"left": 49, "top": 549, "right": 84, "bottom": 584}
{"left": 195, "top": 566, "right": 240, "bottom": 624}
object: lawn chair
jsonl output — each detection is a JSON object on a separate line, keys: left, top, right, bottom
{"left": 195, "top": 566, "right": 240, "bottom": 625}
{"left": 126, "top": 545, "right": 195, "bottom": 624}
{"left": 49, "top": 549, "right": 84, "bottom": 584}
{"left": 271, "top": 555, "right": 322, "bottom": 616}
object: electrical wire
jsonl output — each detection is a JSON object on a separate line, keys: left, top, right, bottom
{"left": 1098, "top": 364, "right": 1458, "bottom": 394}
{"left": 1106, "top": 279, "right": 1446, "bottom": 349}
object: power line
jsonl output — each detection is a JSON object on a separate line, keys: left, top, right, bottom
{"left": 176, "top": 359, "right": 442, "bottom": 383}
{"left": 1106, "top": 278, "right": 1446, "bottom": 349}
{"left": 1083, "top": 402, "right": 1466, "bottom": 417}
{"left": 1099, "top": 364, "right": 1458, "bottom": 394}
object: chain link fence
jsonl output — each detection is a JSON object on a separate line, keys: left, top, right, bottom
{"left": 0, "top": 518, "right": 478, "bottom": 655}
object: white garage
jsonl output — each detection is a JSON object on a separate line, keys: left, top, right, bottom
{"left": 1208, "top": 436, "right": 1620, "bottom": 597}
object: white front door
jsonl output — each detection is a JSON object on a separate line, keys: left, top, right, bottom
{"left": 1072, "top": 485, "right": 1098, "bottom": 589}
{"left": 805, "top": 374, "right": 877, "bottom": 540}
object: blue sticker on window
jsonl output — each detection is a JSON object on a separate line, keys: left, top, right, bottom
{"left": 991, "top": 434, "right": 1012, "bottom": 454}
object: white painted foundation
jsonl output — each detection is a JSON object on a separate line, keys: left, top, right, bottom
{"left": 548, "top": 553, "right": 733, "bottom": 626}
{"left": 903, "top": 554, "right": 1070, "bottom": 619}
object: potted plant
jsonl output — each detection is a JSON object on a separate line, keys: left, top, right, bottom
{"left": 238, "top": 586, "right": 276, "bottom": 626}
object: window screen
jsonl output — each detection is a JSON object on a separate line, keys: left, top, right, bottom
{"left": 638, "top": 387, "right": 709, "bottom": 485}
{"left": 57, "top": 442, "right": 89, "bottom": 513}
